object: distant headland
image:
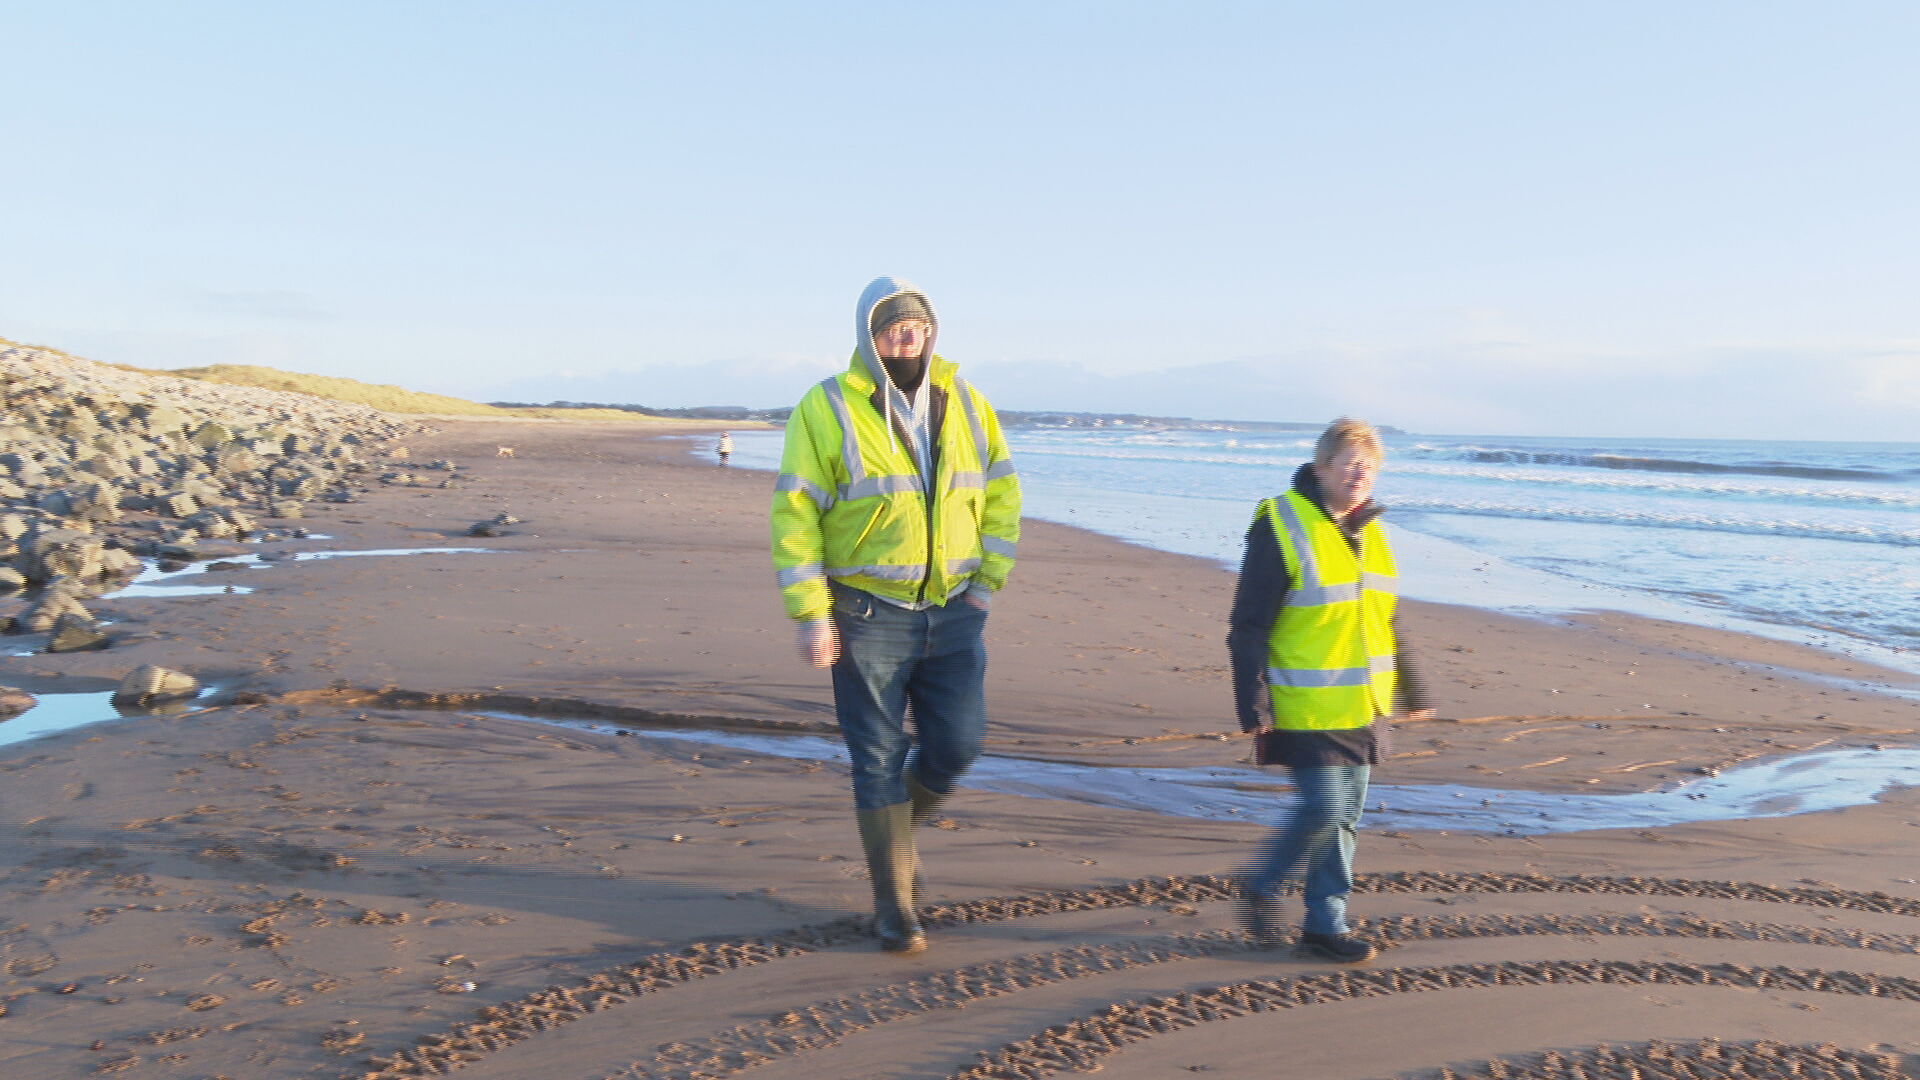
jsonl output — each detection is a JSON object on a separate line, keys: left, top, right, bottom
{"left": 489, "top": 400, "right": 1406, "bottom": 435}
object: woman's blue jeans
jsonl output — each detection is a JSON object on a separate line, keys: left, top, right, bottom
{"left": 1242, "top": 764, "right": 1370, "bottom": 936}
{"left": 829, "top": 584, "right": 989, "bottom": 811}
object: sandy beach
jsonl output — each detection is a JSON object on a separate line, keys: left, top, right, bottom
{"left": 3, "top": 418, "right": 1918, "bottom": 1080}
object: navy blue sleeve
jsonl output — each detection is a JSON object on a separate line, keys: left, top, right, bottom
{"left": 1394, "top": 629, "right": 1432, "bottom": 713}
{"left": 1227, "top": 516, "right": 1289, "bottom": 732}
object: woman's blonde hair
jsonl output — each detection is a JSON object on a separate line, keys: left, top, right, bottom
{"left": 1313, "top": 417, "right": 1384, "bottom": 468}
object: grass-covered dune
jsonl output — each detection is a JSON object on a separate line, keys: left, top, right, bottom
{"left": 1, "top": 338, "right": 739, "bottom": 424}
{"left": 161, "top": 364, "right": 529, "bottom": 417}
{"left": 157, "top": 364, "right": 714, "bottom": 422}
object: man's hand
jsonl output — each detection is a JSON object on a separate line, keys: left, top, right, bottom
{"left": 960, "top": 588, "right": 991, "bottom": 611}
{"left": 797, "top": 618, "right": 840, "bottom": 668}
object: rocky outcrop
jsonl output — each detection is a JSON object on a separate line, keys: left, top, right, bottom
{"left": 0, "top": 342, "right": 427, "bottom": 599}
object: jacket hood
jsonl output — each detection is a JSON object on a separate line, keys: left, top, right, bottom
{"left": 854, "top": 275, "right": 939, "bottom": 387}
{"left": 852, "top": 275, "right": 944, "bottom": 457}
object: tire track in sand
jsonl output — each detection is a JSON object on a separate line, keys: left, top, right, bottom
{"left": 952, "top": 962, "right": 1920, "bottom": 1080}
{"left": 605, "top": 912, "right": 1920, "bottom": 1080}
{"left": 350, "top": 871, "right": 1920, "bottom": 1079}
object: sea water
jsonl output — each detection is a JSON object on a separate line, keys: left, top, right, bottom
{"left": 725, "top": 426, "right": 1920, "bottom": 681}
{"left": 505, "top": 721, "right": 1920, "bottom": 834}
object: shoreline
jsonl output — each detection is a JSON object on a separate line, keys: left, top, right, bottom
{"left": 9, "top": 422, "right": 1914, "bottom": 787}
{"left": 2, "top": 418, "right": 1917, "bottom": 1079}
{"left": 715, "top": 426, "right": 1920, "bottom": 686}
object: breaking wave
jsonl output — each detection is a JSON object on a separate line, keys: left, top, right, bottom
{"left": 1393, "top": 497, "right": 1920, "bottom": 548}
{"left": 1404, "top": 445, "right": 1915, "bottom": 483}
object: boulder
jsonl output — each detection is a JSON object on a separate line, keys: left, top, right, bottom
{"left": 189, "top": 421, "right": 233, "bottom": 449}
{"left": 23, "top": 584, "right": 91, "bottom": 632}
{"left": 97, "top": 547, "right": 141, "bottom": 578}
{"left": 136, "top": 405, "right": 190, "bottom": 436}
{"left": 0, "top": 686, "right": 35, "bottom": 720}
{"left": 113, "top": 665, "right": 200, "bottom": 706}
{"left": 161, "top": 491, "right": 200, "bottom": 518}
{"left": 156, "top": 540, "right": 251, "bottom": 562}
{"left": 46, "top": 613, "right": 108, "bottom": 653}
{"left": 466, "top": 512, "right": 521, "bottom": 537}
{"left": 18, "top": 528, "right": 110, "bottom": 583}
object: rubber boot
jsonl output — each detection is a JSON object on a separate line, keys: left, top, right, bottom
{"left": 855, "top": 803, "right": 926, "bottom": 954}
{"left": 907, "top": 774, "right": 949, "bottom": 826}
{"left": 906, "top": 775, "right": 949, "bottom": 905}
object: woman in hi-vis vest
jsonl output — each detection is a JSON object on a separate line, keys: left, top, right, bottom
{"left": 1226, "top": 418, "right": 1434, "bottom": 963}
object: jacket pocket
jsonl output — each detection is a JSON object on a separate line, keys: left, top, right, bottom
{"left": 850, "top": 502, "right": 888, "bottom": 551}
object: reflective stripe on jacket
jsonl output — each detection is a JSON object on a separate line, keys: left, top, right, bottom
{"left": 1260, "top": 488, "right": 1398, "bottom": 731}
{"left": 770, "top": 353, "right": 1020, "bottom": 621}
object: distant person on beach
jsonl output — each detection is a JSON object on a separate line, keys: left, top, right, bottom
{"left": 1227, "top": 417, "right": 1433, "bottom": 963}
{"left": 770, "top": 275, "right": 1021, "bottom": 954}
{"left": 716, "top": 431, "right": 733, "bottom": 465}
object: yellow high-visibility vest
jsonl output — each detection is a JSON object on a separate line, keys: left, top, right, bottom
{"left": 1259, "top": 489, "right": 1398, "bottom": 730}
{"left": 770, "top": 353, "right": 1020, "bottom": 622}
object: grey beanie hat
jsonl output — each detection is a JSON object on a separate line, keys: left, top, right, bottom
{"left": 869, "top": 293, "right": 932, "bottom": 333}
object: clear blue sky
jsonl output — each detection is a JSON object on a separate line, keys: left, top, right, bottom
{"left": 4, "top": 1, "right": 1917, "bottom": 440}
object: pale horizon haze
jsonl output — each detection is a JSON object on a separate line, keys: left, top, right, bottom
{"left": 4, "top": 2, "right": 1919, "bottom": 442}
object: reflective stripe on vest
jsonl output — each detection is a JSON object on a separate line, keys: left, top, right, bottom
{"left": 1267, "top": 654, "right": 1396, "bottom": 688}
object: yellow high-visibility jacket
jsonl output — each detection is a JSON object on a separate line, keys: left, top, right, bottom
{"left": 1259, "top": 489, "right": 1399, "bottom": 730}
{"left": 771, "top": 353, "right": 1020, "bottom": 622}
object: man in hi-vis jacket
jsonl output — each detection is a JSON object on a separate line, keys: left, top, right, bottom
{"left": 771, "top": 276, "right": 1021, "bottom": 954}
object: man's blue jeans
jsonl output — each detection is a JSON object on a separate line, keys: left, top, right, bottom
{"left": 829, "top": 584, "right": 989, "bottom": 811}
{"left": 1242, "top": 764, "right": 1370, "bottom": 936}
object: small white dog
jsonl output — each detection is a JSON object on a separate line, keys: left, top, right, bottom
{"left": 496, "top": 446, "right": 516, "bottom": 458}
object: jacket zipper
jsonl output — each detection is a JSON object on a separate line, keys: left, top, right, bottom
{"left": 916, "top": 407, "right": 938, "bottom": 605}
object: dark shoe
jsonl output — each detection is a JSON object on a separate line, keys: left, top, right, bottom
{"left": 855, "top": 803, "right": 926, "bottom": 955}
{"left": 1235, "top": 889, "right": 1286, "bottom": 948}
{"left": 1295, "top": 931, "right": 1376, "bottom": 964}
{"left": 872, "top": 908, "right": 928, "bottom": 955}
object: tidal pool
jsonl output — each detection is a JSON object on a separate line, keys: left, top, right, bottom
{"left": 113, "top": 546, "right": 500, "bottom": 598}
{"left": 483, "top": 717, "right": 1920, "bottom": 836}
{"left": 0, "top": 689, "right": 209, "bottom": 750}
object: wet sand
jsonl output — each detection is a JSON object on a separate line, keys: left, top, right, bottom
{"left": 1, "top": 419, "right": 1916, "bottom": 1079}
